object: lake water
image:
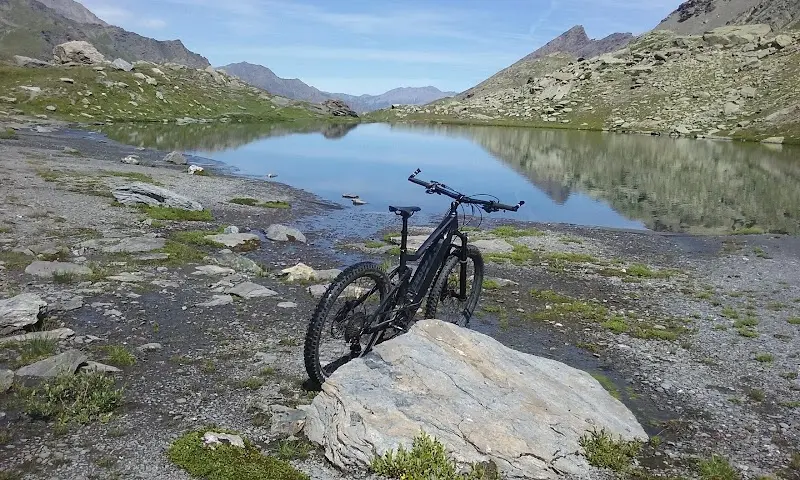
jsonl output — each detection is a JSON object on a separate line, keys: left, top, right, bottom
{"left": 101, "top": 122, "right": 800, "bottom": 235}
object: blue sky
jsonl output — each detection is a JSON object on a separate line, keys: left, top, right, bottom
{"left": 79, "top": 0, "right": 682, "bottom": 95}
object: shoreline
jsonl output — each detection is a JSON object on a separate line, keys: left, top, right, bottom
{"left": 1, "top": 117, "right": 799, "bottom": 479}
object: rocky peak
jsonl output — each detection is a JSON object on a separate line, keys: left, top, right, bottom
{"left": 522, "top": 25, "right": 634, "bottom": 62}
{"left": 656, "top": 0, "right": 800, "bottom": 35}
{"left": 34, "top": 0, "right": 108, "bottom": 25}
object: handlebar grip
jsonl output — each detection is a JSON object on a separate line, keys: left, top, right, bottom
{"left": 409, "top": 176, "right": 432, "bottom": 188}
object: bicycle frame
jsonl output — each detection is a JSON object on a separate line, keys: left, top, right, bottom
{"left": 356, "top": 201, "right": 470, "bottom": 352}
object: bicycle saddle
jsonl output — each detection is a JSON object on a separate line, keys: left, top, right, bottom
{"left": 389, "top": 206, "right": 421, "bottom": 216}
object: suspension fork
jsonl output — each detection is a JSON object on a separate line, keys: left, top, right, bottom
{"left": 454, "top": 230, "right": 469, "bottom": 300}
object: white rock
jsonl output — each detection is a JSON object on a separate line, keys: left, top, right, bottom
{"left": 193, "top": 265, "right": 236, "bottom": 276}
{"left": 111, "top": 182, "right": 204, "bottom": 211}
{"left": 197, "top": 295, "right": 234, "bottom": 307}
{"left": 226, "top": 282, "right": 277, "bottom": 299}
{"left": 24, "top": 261, "right": 92, "bottom": 279}
{"left": 0, "top": 293, "right": 47, "bottom": 335}
{"left": 266, "top": 224, "right": 306, "bottom": 243}
{"left": 203, "top": 432, "right": 244, "bottom": 449}
{"left": 16, "top": 350, "right": 87, "bottom": 378}
{"left": 0, "top": 328, "right": 75, "bottom": 345}
{"left": 121, "top": 155, "right": 140, "bottom": 165}
{"left": 205, "top": 233, "right": 260, "bottom": 249}
{"left": 304, "top": 320, "right": 647, "bottom": 479}
{"left": 53, "top": 41, "right": 105, "bottom": 64}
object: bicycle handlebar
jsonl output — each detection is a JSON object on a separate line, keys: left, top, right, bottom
{"left": 408, "top": 169, "right": 524, "bottom": 213}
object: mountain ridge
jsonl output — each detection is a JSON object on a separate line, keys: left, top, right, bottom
{"left": 0, "top": 0, "right": 210, "bottom": 67}
{"left": 221, "top": 61, "right": 456, "bottom": 112}
{"left": 33, "top": 0, "right": 106, "bottom": 25}
{"left": 656, "top": 0, "right": 800, "bottom": 35}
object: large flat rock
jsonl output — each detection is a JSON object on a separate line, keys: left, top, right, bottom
{"left": 79, "top": 236, "right": 166, "bottom": 253}
{"left": 16, "top": 350, "right": 87, "bottom": 378}
{"left": 111, "top": 182, "right": 203, "bottom": 211}
{"left": 24, "top": 261, "right": 92, "bottom": 279}
{"left": 0, "top": 293, "right": 46, "bottom": 335}
{"left": 304, "top": 320, "right": 647, "bottom": 479}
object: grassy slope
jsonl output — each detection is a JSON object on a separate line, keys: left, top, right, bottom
{"left": 0, "top": 64, "right": 328, "bottom": 123}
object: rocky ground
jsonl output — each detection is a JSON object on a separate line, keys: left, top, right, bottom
{"left": 373, "top": 25, "right": 800, "bottom": 145}
{"left": 0, "top": 118, "right": 799, "bottom": 480}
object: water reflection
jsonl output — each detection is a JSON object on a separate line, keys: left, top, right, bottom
{"left": 97, "top": 121, "right": 800, "bottom": 235}
{"left": 395, "top": 124, "right": 800, "bottom": 235}
{"left": 100, "top": 121, "right": 358, "bottom": 152}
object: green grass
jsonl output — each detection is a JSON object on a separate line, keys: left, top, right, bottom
{"left": 752, "top": 247, "right": 770, "bottom": 259}
{"left": 229, "top": 198, "right": 290, "bottom": 209}
{"left": 240, "top": 377, "right": 265, "bottom": 390}
{"left": 19, "top": 372, "right": 122, "bottom": 425}
{"left": 544, "top": 252, "right": 599, "bottom": 264}
{"left": 102, "top": 346, "right": 136, "bottom": 367}
{"left": 579, "top": 429, "right": 642, "bottom": 473}
{"left": 485, "top": 244, "right": 538, "bottom": 264}
{"left": 734, "top": 317, "right": 759, "bottom": 328}
{"left": 170, "top": 229, "right": 225, "bottom": 247}
{"left": 721, "top": 307, "right": 740, "bottom": 319}
{"left": 364, "top": 240, "right": 386, "bottom": 249}
{"left": 160, "top": 240, "right": 207, "bottom": 266}
{"left": 7, "top": 338, "right": 58, "bottom": 368}
{"left": 591, "top": 373, "right": 621, "bottom": 400}
{"left": 730, "top": 227, "right": 765, "bottom": 235}
{"left": 386, "top": 246, "right": 402, "bottom": 257}
{"left": 371, "top": 432, "right": 499, "bottom": 480}
{"left": 748, "top": 388, "right": 765, "bottom": 402}
{"left": 167, "top": 429, "right": 309, "bottom": 480}
{"left": 490, "top": 226, "right": 545, "bottom": 238}
{"left": 101, "top": 170, "right": 161, "bottom": 185}
{"left": 275, "top": 439, "right": 314, "bottom": 461}
{"left": 602, "top": 316, "right": 630, "bottom": 334}
{"left": 0, "top": 128, "right": 18, "bottom": 140}
{"left": 754, "top": 353, "right": 774, "bottom": 363}
{"left": 482, "top": 279, "right": 501, "bottom": 290}
{"left": 0, "top": 250, "right": 33, "bottom": 271}
{"left": 626, "top": 263, "right": 674, "bottom": 279}
{"left": 697, "top": 455, "right": 740, "bottom": 480}
{"left": 779, "top": 401, "right": 800, "bottom": 409}
{"left": 788, "top": 317, "right": 800, "bottom": 325}
{"left": 140, "top": 206, "right": 213, "bottom": 221}
{"left": 52, "top": 270, "right": 77, "bottom": 284}
{"left": 737, "top": 327, "right": 759, "bottom": 338}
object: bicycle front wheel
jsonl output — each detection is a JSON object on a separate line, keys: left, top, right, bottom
{"left": 303, "top": 262, "right": 390, "bottom": 386}
{"left": 424, "top": 245, "right": 484, "bottom": 327}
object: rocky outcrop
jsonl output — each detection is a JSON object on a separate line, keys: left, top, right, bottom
{"left": 266, "top": 224, "right": 306, "bottom": 243}
{"left": 304, "top": 320, "right": 647, "bottom": 479}
{"left": 522, "top": 25, "right": 634, "bottom": 62}
{"left": 0, "top": 293, "right": 47, "bottom": 336}
{"left": 321, "top": 99, "right": 358, "bottom": 117}
{"left": 53, "top": 40, "right": 106, "bottom": 64}
{"left": 24, "top": 261, "right": 93, "bottom": 279}
{"left": 656, "top": 0, "right": 800, "bottom": 35}
{"left": 15, "top": 349, "right": 88, "bottom": 378}
{"left": 111, "top": 183, "right": 204, "bottom": 211}
{"left": 13, "top": 55, "right": 50, "bottom": 67}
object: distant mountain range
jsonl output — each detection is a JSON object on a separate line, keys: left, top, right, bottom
{"left": 221, "top": 62, "right": 457, "bottom": 113}
{"left": 0, "top": 0, "right": 209, "bottom": 67}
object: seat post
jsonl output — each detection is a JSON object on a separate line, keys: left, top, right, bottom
{"left": 399, "top": 213, "right": 410, "bottom": 270}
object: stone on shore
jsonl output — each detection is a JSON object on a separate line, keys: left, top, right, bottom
{"left": 0, "top": 328, "right": 75, "bottom": 345}
{"left": 204, "top": 233, "right": 260, "bottom": 250}
{"left": 111, "top": 182, "right": 204, "bottom": 211}
{"left": 164, "top": 151, "right": 188, "bottom": 165}
{"left": 79, "top": 236, "right": 166, "bottom": 254}
{"left": 226, "top": 282, "right": 277, "bottom": 299}
{"left": 266, "top": 224, "right": 306, "bottom": 243}
{"left": 24, "top": 261, "right": 93, "bottom": 279}
{"left": 0, "top": 293, "right": 47, "bottom": 335}
{"left": 304, "top": 320, "right": 647, "bottom": 479}
{"left": 16, "top": 350, "right": 88, "bottom": 378}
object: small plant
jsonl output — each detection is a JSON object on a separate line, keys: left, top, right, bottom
{"left": 230, "top": 197, "right": 260, "bottom": 206}
{"left": 591, "top": 373, "right": 621, "bottom": 400}
{"left": 167, "top": 429, "right": 308, "bottom": 480}
{"left": 276, "top": 439, "right": 313, "bottom": 460}
{"left": 102, "top": 345, "right": 136, "bottom": 367}
{"left": 781, "top": 371, "right": 798, "bottom": 380}
{"left": 229, "top": 198, "right": 290, "bottom": 209}
{"left": 259, "top": 367, "right": 276, "bottom": 377}
{"left": 787, "top": 317, "right": 800, "bottom": 325}
{"left": 752, "top": 247, "right": 770, "bottom": 259}
{"left": 371, "top": 431, "right": 498, "bottom": 480}
{"left": 0, "top": 128, "right": 18, "bottom": 140}
{"left": 697, "top": 455, "right": 740, "bottom": 480}
{"left": 161, "top": 240, "right": 206, "bottom": 265}
{"left": 748, "top": 388, "right": 765, "bottom": 402}
{"left": 140, "top": 206, "right": 213, "bottom": 221}
{"left": 721, "top": 307, "right": 739, "bottom": 319}
{"left": 8, "top": 337, "right": 57, "bottom": 368}
{"left": 20, "top": 372, "right": 122, "bottom": 425}
{"left": 737, "top": 327, "right": 759, "bottom": 338}
{"left": 364, "top": 240, "right": 385, "bottom": 248}
{"left": 482, "top": 279, "right": 500, "bottom": 290}
{"left": 170, "top": 229, "right": 225, "bottom": 247}
{"left": 734, "top": 317, "right": 759, "bottom": 328}
{"left": 579, "top": 429, "right": 642, "bottom": 473}
{"left": 262, "top": 201, "right": 290, "bottom": 209}
{"left": 200, "top": 360, "right": 216, "bottom": 374}
{"left": 52, "top": 270, "right": 77, "bottom": 284}
{"left": 490, "top": 226, "right": 545, "bottom": 238}
{"left": 602, "top": 316, "right": 629, "bottom": 334}
{"left": 101, "top": 171, "right": 160, "bottom": 185}
{"left": 278, "top": 338, "right": 300, "bottom": 347}
{"left": 754, "top": 353, "right": 774, "bottom": 363}
{"left": 241, "top": 377, "right": 265, "bottom": 390}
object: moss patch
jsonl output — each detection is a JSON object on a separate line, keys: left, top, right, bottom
{"left": 167, "top": 429, "right": 309, "bottom": 480}
{"left": 697, "top": 455, "right": 740, "bottom": 480}
{"left": 141, "top": 206, "right": 213, "bottom": 221}
{"left": 579, "top": 429, "right": 641, "bottom": 473}
{"left": 19, "top": 372, "right": 122, "bottom": 425}
{"left": 101, "top": 170, "right": 162, "bottom": 185}
{"left": 0, "top": 128, "right": 18, "bottom": 140}
{"left": 371, "top": 431, "right": 499, "bottom": 480}
{"left": 490, "top": 226, "right": 545, "bottom": 238}
{"left": 591, "top": 373, "right": 621, "bottom": 400}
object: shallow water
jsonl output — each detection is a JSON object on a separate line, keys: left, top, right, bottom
{"left": 101, "top": 121, "right": 800, "bottom": 235}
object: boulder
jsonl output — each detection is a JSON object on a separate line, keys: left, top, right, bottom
{"left": 773, "top": 35, "right": 793, "bottom": 49}
{"left": 196, "top": 295, "right": 234, "bottom": 307}
{"left": 0, "top": 328, "right": 75, "bottom": 346}
{"left": 121, "top": 155, "right": 139, "bottom": 165}
{"left": 111, "top": 58, "right": 134, "bottom": 72}
{"left": 761, "top": 137, "right": 785, "bottom": 144}
{"left": 164, "top": 151, "right": 188, "bottom": 165}
{"left": 79, "top": 236, "right": 166, "bottom": 254}
{"left": 226, "top": 282, "right": 278, "bottom": 299}
{"left": 24, "top": 261, "right": 92, "bottom": 279}
{"left": 111, "top": 182, "right": 204, "bottom": 211}
{"left": 204, "top": 233, "right": 261, "bottom": 250}
{"left": 322, "top": 99, "right": 358, "bottom": 117}
{"left": 281, "top": 263, "right": 341, "bottom": 283}
{"left": 14, "top": 55, "right": 50, "bottom": 68}
{"left": 213, "top": 250, "right": 265, "bottom": 275}
{"left": 0, "top": 293, "right": 47, "bottom": 336}
{"left": 723, "top": 102, "right": 741, "bottom": 115}
{"left": 703, "top": 25, "right": 772, "bottom": 47}
{"left": 266, "top": 224, "right": 306, "bottom": 243}
{"left": 16, "top": 350, "right": 88, "bottom": 378}
{"left": 0, "top": 369, "right": 13, "bottom": 393}
{"left": 304, "top": 320, "right": 647, "bottom": 479}
{"left": 53, "top": 41, "right": 106, "bottom": 64}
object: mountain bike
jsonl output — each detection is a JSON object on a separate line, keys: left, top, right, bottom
{"left": 303, "top": 169, "right": 524, "bottom": 385}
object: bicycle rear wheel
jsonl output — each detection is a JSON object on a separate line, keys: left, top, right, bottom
{"left": 303, "top": 262, "right": 390, "bottom": 386}
{"left": 424, "top": 245, "right": 484, "bottom": 327}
